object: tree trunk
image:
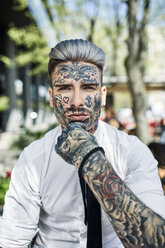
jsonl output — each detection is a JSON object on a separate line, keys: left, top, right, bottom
{"left": 88, "top": 18, "right": 95, "bottom": 43}
{"left": 125, "top": 0, "right": 152, "bottom": 144}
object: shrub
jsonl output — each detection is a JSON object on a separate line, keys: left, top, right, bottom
{"left": 11, "top": 123, "right": 58, "bottom": 150}
{"left": 0, "top": 175, "right": 10, "bottom": 205}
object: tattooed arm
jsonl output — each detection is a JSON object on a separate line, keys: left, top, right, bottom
{"left": 56, "top": 123, "right": 165, "bottom": 248}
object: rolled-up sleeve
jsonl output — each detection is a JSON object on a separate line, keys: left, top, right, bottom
{"left": 0, "top": 151, "right": 41, "bottom": 248}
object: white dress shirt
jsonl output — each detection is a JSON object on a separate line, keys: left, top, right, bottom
{"left": 0, "top": 120, "right": 165, "bottom": 248}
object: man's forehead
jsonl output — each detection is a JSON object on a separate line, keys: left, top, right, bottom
{"left": 52, "top": 61, "right": 100, "bottom": 77}
{"left": 51, "top": 61, "right": 102, "bottom": 87}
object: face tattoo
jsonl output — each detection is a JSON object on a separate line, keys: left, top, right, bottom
{"left": 51, "top": 62, "right": 102, "bottom": 133}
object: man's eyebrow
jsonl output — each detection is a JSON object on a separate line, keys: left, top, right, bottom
{"left": 53, "top": 83, "right": 72, "bottom": 87}
{"left": 81, "top": 82, "right": 99, "bottom": 86}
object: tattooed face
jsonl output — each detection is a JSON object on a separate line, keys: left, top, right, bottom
{"left": 49, "top": 61, "right": 106, "bottom": 133}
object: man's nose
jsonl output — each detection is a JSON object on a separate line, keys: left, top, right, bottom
{"left": 70, "top": 88, "right": 84, "bottom": 109}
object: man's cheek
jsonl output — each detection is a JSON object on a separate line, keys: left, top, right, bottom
{"left": 53, "top": 95, "right": 69, "bottom": 113}
{"left": 53, "top": 95, "right": 65, "bottom": 117}
{"left": 87, "top": 94, "right": 101, "bottom": 114}
{"left": 94, "top": 93, "right": 102, "bottom": 111}
{"left": 85, "top": 95, "right": 92, "bottom": 108}
{"left": 63, "top": 96, "right": 69, "bottom": 104}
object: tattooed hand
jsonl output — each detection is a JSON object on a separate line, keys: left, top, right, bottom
{"left": 55, "top": 122, "right": 99, "bottom": 168}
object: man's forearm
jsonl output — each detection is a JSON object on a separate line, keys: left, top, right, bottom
{"left": 55, "top": 123, "right": 165, "bottom": 247}
{"left": 82, "top": 150, "right": 165, "bottom": 248}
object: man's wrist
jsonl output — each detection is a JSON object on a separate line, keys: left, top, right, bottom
{"left": 79, "top": 147, "right": 105, "bottom": 175}
{"left": 72, "top": 140, "right": 98, "bottom": 168}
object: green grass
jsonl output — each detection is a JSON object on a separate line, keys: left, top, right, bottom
{"left": 0, "top": 176, "right": 10, "bottom": 205}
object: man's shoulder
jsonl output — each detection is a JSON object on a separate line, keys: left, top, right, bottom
{"left": 24, "top": 125, "right": 61, "bottom": 158}
{"left": 10, "top": 125, "right": 61, "bottom": 184}
{"left": 98, "top": 120, "right": 139, "bottom": 148}
{"left": 99, "top": 121, "right": 156, "bottom": 181}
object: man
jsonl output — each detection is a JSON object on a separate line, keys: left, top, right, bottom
{"left": 0, "top": 39, "right": 165, "bottom": 248}
{"left": 148, "top": 142, "right": 165, "bottom": 193}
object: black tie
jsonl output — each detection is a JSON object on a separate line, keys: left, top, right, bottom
{"left": 79, "top": 172, "right": 102, "bottom": 248}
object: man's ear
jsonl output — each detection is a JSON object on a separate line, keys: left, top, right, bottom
{"left": 101, "top": 86, "right": 107, "bottom": 107}
{"left": 48, "top": 87, "right": 54, "bottom": 108}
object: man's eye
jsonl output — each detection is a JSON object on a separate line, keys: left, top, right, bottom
{"left": 83, "top": 85, "right": 97, "bottom": 90}
{"left": 57, "top": 86, "right": 71, "bottom": 91}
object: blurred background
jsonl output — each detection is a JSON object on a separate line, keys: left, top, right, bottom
{"left": 0, "top": 0, "right": 165, "bottom": 206}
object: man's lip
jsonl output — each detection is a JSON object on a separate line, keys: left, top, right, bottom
{"left": 67, "top": 114, "right": 88, "bottom": 121}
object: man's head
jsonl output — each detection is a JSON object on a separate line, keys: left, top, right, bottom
{"left": 48, "top": 39, "right": 107, "bottom": 133}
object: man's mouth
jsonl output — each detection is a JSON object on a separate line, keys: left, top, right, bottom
{"left": 67, "top": 113, "right": 88, "bottom": 121}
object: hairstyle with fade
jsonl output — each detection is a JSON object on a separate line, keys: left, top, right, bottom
{"left": 48, "top": 39, "right": 106, "bottom": 83}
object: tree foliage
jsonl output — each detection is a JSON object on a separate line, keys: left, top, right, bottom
{"left": 6, "top": 0, "right": 128, "bottom": 77}
{"left": 4, "top": 0, "right": 165, "bottom": 142}
{"left": 0, "top": 96, "right": 9, "bottom": 112}
{"left": 8, "top": 25, "right": 50, "bottom": 75}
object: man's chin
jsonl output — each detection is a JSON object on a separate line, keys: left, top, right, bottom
{"left": 69, "top": 120, "right": 87, "bottom": 129}
{"left": 61, "top": 118, "right": 98, "bottom": 133}
{"left": 69, "top": 120, "right": 98, "bottom": 134}
{"left": 61, "top": 120, "right": 86, "bottom": 130}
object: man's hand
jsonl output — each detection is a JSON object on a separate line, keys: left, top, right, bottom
{"left": 55, "top": 123, "right": 99, "bottom": 168}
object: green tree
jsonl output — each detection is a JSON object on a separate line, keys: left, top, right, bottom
{"left": 0, "top": 96, "right": 9, "bottom": 112}
{"left": 4, "top": 0, "right": 165, "bottom": 144}
{"left": 6, "top": 0, "right": 77, "bottom": 76}
{"left": 124, "top": 0, "right": 152, "bottom": 144}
